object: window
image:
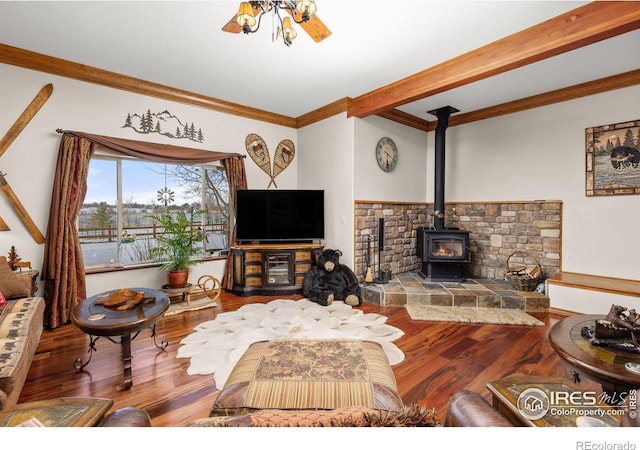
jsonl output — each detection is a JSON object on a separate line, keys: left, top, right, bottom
{"left": 80, "top": 154, "right": 230, "bottom": 268}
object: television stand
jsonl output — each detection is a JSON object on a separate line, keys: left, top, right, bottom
{"left": 230, "top": 243, "right": 324, "bottom": 296}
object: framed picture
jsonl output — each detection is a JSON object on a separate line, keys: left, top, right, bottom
{"left": 586, "top": 119, "right": 640, "bottom": 196}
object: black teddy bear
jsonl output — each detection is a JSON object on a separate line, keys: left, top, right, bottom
{"left": 302, "top": 248, "right": 362, "bottom": 307}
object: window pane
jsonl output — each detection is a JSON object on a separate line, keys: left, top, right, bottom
{"left": 80, "top": 158, "right": 118, "bottom": 266}
{"left": 203, "top": 167, "right": 230, "bottom": 254}
{"left": 81, "top": 157, "right": 231, "bottom": 268}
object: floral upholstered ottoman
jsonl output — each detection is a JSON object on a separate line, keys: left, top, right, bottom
{"left": 209, "top": 339, "right": 404, "bottom": 417}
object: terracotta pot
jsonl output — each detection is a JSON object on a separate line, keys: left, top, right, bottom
{"left": 167, "top": 269, "right": 189, "bottom": 288}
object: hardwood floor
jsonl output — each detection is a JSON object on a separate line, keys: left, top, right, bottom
{"left": 19, "top": 292, "right": 596, "bottom": 426}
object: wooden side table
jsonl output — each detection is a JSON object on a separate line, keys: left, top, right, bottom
{"left": 0, "top": 397, "right": 113, "bottom": 427}
{"left": 487, "top": 376, "right": 620, "bottom": 427}
{"left": 549, "top": 314, "right": 640, "bottom": 396}
{"left": 72, "top": 288, "right": 170, "bottom": 390}
{"left": 160, "top": 284, "right": 192, "bottom": 305}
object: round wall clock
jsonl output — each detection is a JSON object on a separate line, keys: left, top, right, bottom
{"left": 376, "top": 137, "right": 398, "bottom": 172}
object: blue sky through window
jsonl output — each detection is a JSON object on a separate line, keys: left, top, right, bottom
{"left": 86, "top": 159, "right": 198, "bottom": 205}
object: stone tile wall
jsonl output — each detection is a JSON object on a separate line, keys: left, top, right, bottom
{"left": 354, "top": 200, "right": 561, "bottom": 282}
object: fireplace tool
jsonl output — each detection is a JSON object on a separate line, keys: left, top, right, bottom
{"left": 364, "top": 235, "right": 374, "bottom": 283}
{"left": 373, "top": 218, "right": 388, "bottom": 284}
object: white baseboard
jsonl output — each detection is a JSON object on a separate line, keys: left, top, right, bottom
{"left": 547, "top": 284, "right": 640, "bottom": 315}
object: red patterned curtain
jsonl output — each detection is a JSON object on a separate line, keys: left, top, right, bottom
{"left": 221, "top": 157, "right": 247, "bottom": 290}
{"left": 42, "top": 134, "right": 95, "bottom": 329}
{"left": 42, "top": 131, "right": 246, "bottom": 329}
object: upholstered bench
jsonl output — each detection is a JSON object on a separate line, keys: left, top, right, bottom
{"left": 0, "top": 297, "right": 45, "bottom": 412}
{"left": 0, "top": 256, "right": 45, "bottom": 412}
{"left": 188, "top": 339, "right": 428, "bottom": 426}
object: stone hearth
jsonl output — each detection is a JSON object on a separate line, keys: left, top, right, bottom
{"left": 362, "top": 271, "right": 549, "bottom": 313}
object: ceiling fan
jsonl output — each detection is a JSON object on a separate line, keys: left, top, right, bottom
{"left": 222, "top": 1, "right": 331, "bottom": 46}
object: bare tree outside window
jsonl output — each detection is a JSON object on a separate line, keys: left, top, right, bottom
{"left": 80, "top": 157, "right": 230, "bottom": 268}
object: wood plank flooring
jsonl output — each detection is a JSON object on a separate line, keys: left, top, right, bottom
{"left": 19, "top": 292, "right": 598, "bottom": 426}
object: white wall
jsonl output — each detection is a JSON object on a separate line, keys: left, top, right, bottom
{"left": 297, "top": 113, "right": 355, "bottom": 263}
{"left": 296, "top": 113, "right": 429, "bottom": 268}
{"left": 3, "top": 61, "right": 639, "bottom": 313}
{"left": 354, "top": 116, "right": 429, "bottom": 202}
{"left": 0, "top": 63, "right": 296, "bottom": 297}
{"left": 435, "top": 86, "right": 640, "bottom": 313}
{"left": 438, "top": 86, "right": 640, "bottom": 280}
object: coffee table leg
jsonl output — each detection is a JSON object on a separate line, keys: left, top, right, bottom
{"left": 73, "top": 335, "right": 100, "bottom": 371}
{"left": 151, "top": 324, "right": 168, "bottom": 350}
{"left": 120, "top": 333, "right": 133, "bottom": 390}
{"left": 571, "top": 370, "right": 581, "bottom": 384}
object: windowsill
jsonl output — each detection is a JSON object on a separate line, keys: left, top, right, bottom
{"left": 85, "top": 254, "right": 227, "bottom": 275}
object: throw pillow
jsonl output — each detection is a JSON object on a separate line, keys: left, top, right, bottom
{"left": 0, "top": 257, "right": 30, "bottom": 299}
{"left": 210, "top": 339, "right": 404, "bottom": 416}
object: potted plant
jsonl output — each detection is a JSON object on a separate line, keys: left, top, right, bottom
{"left": 147, "top": 208, "right": 203, "bottom": 288}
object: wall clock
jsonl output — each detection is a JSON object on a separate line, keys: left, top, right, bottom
{"left": 376, "top": 137, "right": 398, "bottom": 172}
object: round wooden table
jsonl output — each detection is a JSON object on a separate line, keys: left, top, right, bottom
{"left": 72, "top": 287, "right": 170, "bottom": 390}
{"left": 549, "top": 314, "right": 640, "bottom": 398}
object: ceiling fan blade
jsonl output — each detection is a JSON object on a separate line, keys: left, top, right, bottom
{"left": 288, "top": 11, "right": 331, "bottom": 43}
{"left": 222, "top": 15, "right": 242, "bottom": 33}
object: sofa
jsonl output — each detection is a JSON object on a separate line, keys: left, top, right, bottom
{"left": 0, "top": 256, "right": 45, "bottom": 413}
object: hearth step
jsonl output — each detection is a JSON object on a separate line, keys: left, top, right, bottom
{"left": 361, "top": 271, "right": 549, "bottom": 313}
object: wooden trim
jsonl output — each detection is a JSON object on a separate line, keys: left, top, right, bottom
{"left": 354, "top": 199, "right": 562, "bottom": 206}
{"left": 348, "top": 2, "right": 640, "bottom": 118}
{"left": 295, "top": 97, "right": 351, "bottom": 128}
{"left": 231, "top": 243, "right": 324, "bottom": 250}
{"left": 548, "top": 307, "right": 579, "bottom": 317}
{"left": 367, "top": 69, "right": 640, "bottom": 133}
{"left": 375, "top": 109, "right": 432, "bottom": 132}
{"left": 448, "top": 69, "right": 640, "bottom": 128}
{"left": 0, "top": 44, "right": 298, "bottom": 129}
{"left": 355, "top": 200, "right": 429, "bottom": 206}
{"left": 548, "top": 271, "right": 640, "bottom": 298}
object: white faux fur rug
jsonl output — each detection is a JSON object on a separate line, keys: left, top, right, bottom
{"left": 176, "top": 298, "right": 405, "bottom": 389}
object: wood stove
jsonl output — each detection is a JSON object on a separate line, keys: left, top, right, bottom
{"left": 417, "top": 228, "right": 469, "bottom": 281}
{"left": 417, "top": 105, "right": 470, "bottom": 281}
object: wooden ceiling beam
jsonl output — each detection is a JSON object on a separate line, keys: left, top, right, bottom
{"left": 348, "top": 2, "right": 640, "bottom": 118}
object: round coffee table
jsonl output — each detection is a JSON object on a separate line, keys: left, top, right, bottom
{"left": 549, "top": 314, "right": 640, "bottom": 398}
{"left": 72, "top": 287, "right": 170, "bottom": 390}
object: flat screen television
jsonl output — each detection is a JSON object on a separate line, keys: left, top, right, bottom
{"left": 235, "top": 189, "right": 325, "bottom": 243}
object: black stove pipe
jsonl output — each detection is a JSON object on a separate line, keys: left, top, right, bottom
{"left": 428, "top": 106, "right": 459, "bottom": 230}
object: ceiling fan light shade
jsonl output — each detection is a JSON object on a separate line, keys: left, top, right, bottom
{"left": 282, "top": 17, "right": 298, "bottom": 41}
{"left": 236, "top": 2, "right": 256, "bottom": 30}
{"left": 296, "top": 0, "right": 317, "bottom": 18}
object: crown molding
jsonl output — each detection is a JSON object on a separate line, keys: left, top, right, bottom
{"left": 0, "top": 43, "right": 298, "bottom": 129}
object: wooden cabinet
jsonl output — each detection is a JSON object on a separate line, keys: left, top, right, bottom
{"left": 231, "top": 243, "right": 323, "bottom": 296}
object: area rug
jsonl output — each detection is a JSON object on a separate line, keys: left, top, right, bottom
{"left": 405, "top": 304, "right": 544, "bottom": 326}
{"left": 165, "top": 297, "right": 218, "bottom": 316}
{"left": 176, "top": 298, "right": 405, "bottom": 388}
